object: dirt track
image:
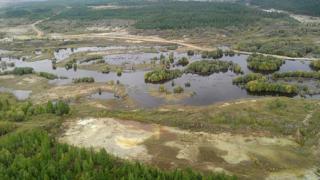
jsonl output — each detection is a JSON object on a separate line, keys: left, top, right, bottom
{"left": 54, "top": 32, "right": 317, "bottom": 61}
{"left": 28, "top": 17, "right": 317, "bottom": 61}
{"left": 31, "top": 19, "right": 46, "bottom": 38}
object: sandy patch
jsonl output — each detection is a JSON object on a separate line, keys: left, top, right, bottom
{"left": 32, "top": 83, "right": 122, "bottom": 102}
{"left": 61, "top": 118, "right": 160, "bottom": 161}
{"left": 266, "top": 168, "right": 319, "bottom": 180}
{"left": 0, "top": 75, "right": 14, "bottom": 80}
{"left": 61, "top": 117, "right": 315, "bottom": 178}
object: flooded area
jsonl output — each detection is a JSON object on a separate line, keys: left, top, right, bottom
{"left": 0, "top": 87, "right": 31, "bottom": 100}
{"left": 0, "top": 46, "right": 317, "bottom": 107}
{"left": 60, "top": 118, "right": 318, "bottom": 179}
{"left": 89, "top": 91, "right": 117, "bottom": 100}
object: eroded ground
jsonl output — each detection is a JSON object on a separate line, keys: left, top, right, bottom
{"left": 60, "top": 117, "right": 319, "bottom": 179}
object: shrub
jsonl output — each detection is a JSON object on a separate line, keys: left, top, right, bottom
{"left": 158, "top": 85, "right": 166, "bottom": 93}
{"left": 224, "top": 50, "right": 235, "bottom": 57}
{"left": 116, "top": 68, "right": 122, "bottom": 76}
{"left": 201, "top": 49, "right": 223, "bottom": 59}
{"left": 245, "top": 80, "right": 299, "bottom": 95}
{"left": 177, "top": 57, "right": 189, "bottom": 66}
{"left": 185, "top": 60, "right": 233, "bottom": 75}
{"left": 247, "top": 54, "right": 284, "bottom": 72}
{"left": 101, "top": 66, "right": 110, "bottom": 74}
{"left": 11, "top": 67, "right": 34, "bottom": 75}
{"left": 0, "top": 95, "right": 70, "bottom": 122}
{"left": 310, "top": 60, "right": 320, "bottom": 71}
{"left": 0, "top": 122, "right": 16, "bottom": 136}
{"left": 231, "top": 64, "right": 243, "bottom": 74}
{"left": 173, "top": 86, "right": 184, "bottom": 94}
{"left": 233, "top": 73, "right": 265, "bottom": 84}
{"left": 272, "top": 71, "right": 320, "bottom": 80}
{"left": 79, "top": 55, "right": 103, "bottom": 64}
{"left": 38, "top": 72, "right": 58, "bottom": 80}
{"left": 72, "top": 77, "right": 95, "bottom": 83}
{"left": 144, "top": 69, "right": 182, "bottom": 83}
{"left": 187, "top": 50, "right": 195, "bottom": 56}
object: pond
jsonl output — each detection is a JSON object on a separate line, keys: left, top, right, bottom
{"left": 89, "top": 91, "right": 118, "bottom": 100}
{"left": 0, "top": 87, "right": 31, "bottom": 100}
{"left": 0, "top": 48, "right": 316, "bottom": 108}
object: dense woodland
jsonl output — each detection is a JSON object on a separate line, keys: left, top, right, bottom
{"left": 0, "top": 129, "right": 234, "bottom": 180}
{"left": 237, "top": 39, "right": 318, "bottom": 58}
{"left": 0, "top": 94, "right": 233, "bottom": 179}
{"left": 3, "top": 1, "right": 290, "bottom": 29}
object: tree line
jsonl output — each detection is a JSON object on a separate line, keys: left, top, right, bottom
{"left": 0, "top": 94, "right": 70, "bottom": 122}
{"left": 0, "top": 129, "right": 235, "bottom": 180}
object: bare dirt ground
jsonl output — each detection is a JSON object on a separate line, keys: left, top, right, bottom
{"left": 21, "top": 18, "right": 318, "bottom": 61}
{"left": 31, "top": 83, "right": 124, "bottom": 103}
{"left": 60, "top": 117, "right": 318, "bottom": 179}
{"left": 31, "top": 19, "right": 46, "bottom": 38}
{"left": 51, "top": 31, "right": 317, "bottom": 61}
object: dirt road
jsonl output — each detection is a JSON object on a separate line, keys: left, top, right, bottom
{"left": 31, "top": 18, "right": 317, "bottom": 61}
{"left": 31, "top": 20, "right": 46, "bottom": 38}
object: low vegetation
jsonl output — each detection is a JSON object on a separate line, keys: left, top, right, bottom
{"left": 185, "top": 60, "right": 236, "bottom": 75}
{"left": 0, "top": 94, "right": 69, "bottom": 122}
{"left": 9, "top": 67, "right": 34, "bottom": 76}
{"left": 201, "top": 49, "right": 224, "bottom": 59}
{"left": 72, "top": 77, "right": 95, "bottom": 83}
{"left": 0, "top": 122, "right": 17, "bottom": 136}
{"left": 231, "top": 64, "right": 243, "bottom": 74}
{"left": 38, "top": 72, "right": 58, "bottom": 80}
{"left": 272, "top": 71, "right": 320, "bottom": 80}
{"left": 79, "top": 55, "right": 103, "bottom": 64}
{"left": 245, "top": 80, "right": 299, "bottom": 95}
{"left": 101, "top": 66, "right": 110, "bottom": 74}
{"left": 0, "top": 129, "right": 234, "bottom": 179}
{"left": 144, "top": 69, "right": 182, "bottom": 83}
{"left": 176, "top": 57, "right": 189, "bottom": 66}
{"left": 310, "top": 60, "right": 320, "bottom": 71}
{"left": 233, "top": 73, "right": 265, "bottom": 84}
{"left": 247, "top": 54, "right": 284, "bottom": 72}
{"left": 173, "top": 86, "right": 184, "bottom": 94}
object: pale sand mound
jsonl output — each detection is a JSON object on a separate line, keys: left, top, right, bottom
{"left": 60, "top": 118, "right": 160, "bottom": 162}
{"left": 61, "top": 117, "right": 314, "bottom": 178}
{"left": 162, "top": 129, "right": 298, "bottom": 165}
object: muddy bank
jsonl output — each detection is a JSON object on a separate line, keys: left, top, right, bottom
{"left": 60, "top": 118, "right": 318, "bottom": 179}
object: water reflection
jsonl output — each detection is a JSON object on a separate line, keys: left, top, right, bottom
{"left": 0, "top": 49, "right": 316, "bottom": 108}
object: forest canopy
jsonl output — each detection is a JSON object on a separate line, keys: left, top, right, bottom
{"left": 3, "top": 1, "right": 291, "bottom": 29}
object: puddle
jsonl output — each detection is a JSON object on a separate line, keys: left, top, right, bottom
{"left": 89, "top": 92, "right": 117, "bottom": 100}
{"left": 0, "top": 87, "right": 31, "bottom": 100}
